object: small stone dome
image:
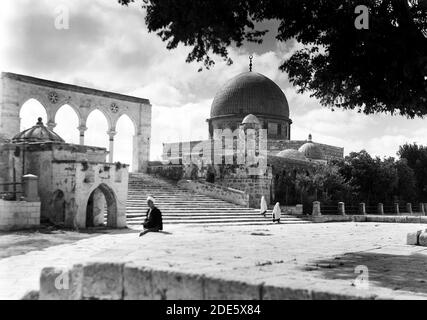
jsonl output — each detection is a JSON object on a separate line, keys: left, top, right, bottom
{"left": 12, "top": 118, "right": 65, "bottom": 143}
{"left": 277, "top": 149, "right": 308, "bottom": 161}
{"left": 298, "top": 134, "right": 324, "bottom": 160}
{"left": 241, "top": 114, "right": 260, "bottom": 125}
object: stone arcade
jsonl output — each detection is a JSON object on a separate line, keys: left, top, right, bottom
{"left": 0, "top": 73, "right": 153, "bottom": 230}
{"left": 0, "top": 72, "right": 151, "bottom": 172}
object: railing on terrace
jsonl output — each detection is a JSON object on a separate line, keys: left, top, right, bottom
{"left": 317, "top": 202, "right": 425, "bottom": 215}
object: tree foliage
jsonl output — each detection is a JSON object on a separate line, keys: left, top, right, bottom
{"left": 119, "top": 0, "right": 427, "bottom": 117}
{"left": 334, "top": 149, "right": 419, "bottom": 204}
{"left": 398, "top": 143, "right": 427, "bottom": 201}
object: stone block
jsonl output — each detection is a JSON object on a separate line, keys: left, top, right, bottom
{"left": 204, "top": 277, "right": 261, "bottom": 300}
{"left": 151, "top": 270, "right": 204, "bottom": 300}
{"left": 39, "top": 265, "right": 83, "bottom": 300}
{"left": 418, "top": 231, "right": 427, "bottom": 247}
{"left": 262, "top": 285, "right": 311, "bottom": 300}
{"left": 405, "top": 216, "right": 420, "bottom": 224}
{"left": 407, "top": 230, "right": 422, "bottom": 245}
{"left": 82, "top": 263, "right": 124, "bottom": 300}
{"left": 123, "top": 265, "right": 152, "bottom": 300}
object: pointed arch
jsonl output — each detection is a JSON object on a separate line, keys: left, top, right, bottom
{"left": 54, "top": 104, "right": 80, "bottom": 144}
{"left": 85, "top": 109, "right": 109, "bottom": 150}
{"left": 86, "top": 183, "right": 117, "bottom": 228}
{"left": 114, "top": 114, "right": 136, "bottom": 171}
{"left": 19, "top": 98, "right": 48, "bottom": 131}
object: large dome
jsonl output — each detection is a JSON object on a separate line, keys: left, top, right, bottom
{"left": 210, "top": 72, "right": 290, "bottom": 119}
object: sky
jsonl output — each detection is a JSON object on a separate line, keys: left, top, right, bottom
{"left": 1, "top": 0, "right": 426, "bottom": 170}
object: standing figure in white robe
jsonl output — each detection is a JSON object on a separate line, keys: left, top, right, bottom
{"left": 272, "top": 202, "right": 281, "bottom": 223}
{"left": 260, "top": 196, "right": 268, "bottom": 217}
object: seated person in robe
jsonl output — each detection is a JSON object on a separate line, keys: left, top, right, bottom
{"left": 139, "top": 196, "right": 163, "bottom": 237}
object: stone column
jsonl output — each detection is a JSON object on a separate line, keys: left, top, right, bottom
{"left": 78, "top": 125, "right": 87, "bottom": 145}
{"left": 394, "top": 203, "right": 400, "bottom": 215}
{"left": 406, "top": 203, "right": 413, "bottom": 214}
{"left": 338, "top": 202, "right": 346, "bottom": 215}
{"left": 421, "top": 203, "right": 426, "bottom": 215}
{"left": 312, "top": 201, "right": 321, "bottom": 216}
{"left": 359, "top": 203, "right": 366, "bottom": 215}
{"left": 377, "top": 203, "right": 384, "bottom": 215}
{"left": 133, "top": 134, "right": 149, "bottom": 173}
{"left": 0, "top": 78, "right": 20, "bottom": 139}
{"left": 108, "top": 130, "right": 117, "bottom": 163}
{"left": 22, "top": 174, "right": 39, "bottom": 202}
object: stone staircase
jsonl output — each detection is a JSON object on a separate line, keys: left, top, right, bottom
{"left": 126, "top": 174, "right": 311, "bottom": 226}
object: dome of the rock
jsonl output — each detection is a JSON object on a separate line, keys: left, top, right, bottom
{"left": 207, "top": 71, "right": 292, "bottom": 140}
{"left": 210, "top": 72, "right": 289, "bottom": 119}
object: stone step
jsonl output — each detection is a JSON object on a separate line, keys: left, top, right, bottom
{"left": 126, "top": 213, "right": 299, "bottom": 219}
{"left": 127, "top": 219, "right": 311, "bottom": 225}
{"left": 126, "top": 174, "right": 309, "bottom": 226}
{"left": 126, "top": 207, "right": 254, "bottom": 211}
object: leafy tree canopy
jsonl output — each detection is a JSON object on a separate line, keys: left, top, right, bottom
{"left": 119, "top": 0, "right": 427, "bottom": 117}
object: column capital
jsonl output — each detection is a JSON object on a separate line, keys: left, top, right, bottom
{"left": 107, "top": 129, "right": 117, "bottom": 136}
{"left": 108, "top": 130, "right": 117, "bottom": 141}
{"left": 78, "top": 125, "right": 88, "bottom": 132}
{"left": 47, "top": 121, "right": 57, "bottom": 130}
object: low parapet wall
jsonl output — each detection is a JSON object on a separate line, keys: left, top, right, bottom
{"left": 0, "top": 199, "right": 40, "bottom": 231}
{"left": 308, "top": 215, "right": 427, "bottom": 224}
{"left": 177, "top": 180, "right": 250, "bottom": 207}
{"left": 38, "top": 262, "right": 376, "bottom": 300}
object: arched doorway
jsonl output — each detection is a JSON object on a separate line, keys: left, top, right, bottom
{"left": 86, "top": 183, "right": 118, "bottom": 228}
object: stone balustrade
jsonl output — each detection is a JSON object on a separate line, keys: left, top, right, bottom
{"left": 311, "top": 201, "right": 426, "bottom": 217}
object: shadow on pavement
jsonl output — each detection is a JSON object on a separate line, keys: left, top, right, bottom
{"left": 307, "top": 251, "right": 427, "bottom": 294}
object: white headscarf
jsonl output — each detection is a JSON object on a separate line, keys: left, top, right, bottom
{"left": 147, "top": 196, "right": 155, "bottom": 204}
{"left": 272, "top": 202, "right": 281, "bottom": 220}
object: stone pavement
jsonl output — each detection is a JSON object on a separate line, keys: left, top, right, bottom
{"left": 2, "top": 222, "right": 427, "bottom": 299}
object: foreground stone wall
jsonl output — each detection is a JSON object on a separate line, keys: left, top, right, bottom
{"left": 218, "top": 176, "right": 271, "bottom": 208}
{"left": 38, "top": 262, "right": 367, "bottom": 300}
{"left": 0, "top": 199, "right": 40, "bottom": 231}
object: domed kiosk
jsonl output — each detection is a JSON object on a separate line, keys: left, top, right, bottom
{"left": 12, "top": 118, "right": 65, "bottom": 143}
{"left": 208, "top": 71, "right": 292, "bottom": 140}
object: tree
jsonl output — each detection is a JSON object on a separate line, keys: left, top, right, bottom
{"left": 295, "top": 165, "right": 352, "bottom": 205}
{"left": 398, "top": 143, "right": 427, "bottom": 201}
{"left": 119, "top": 0, "right": 427, "bottom": 117}
{"left": 372, "top": 157, "right": 399, "bottom": 203}
{"left": 395, "top": 159, "right": 417, "bottom": 202}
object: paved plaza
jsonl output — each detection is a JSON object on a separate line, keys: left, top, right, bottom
{"left": 1, "top": 222, "right": 427, "bottom": 299}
